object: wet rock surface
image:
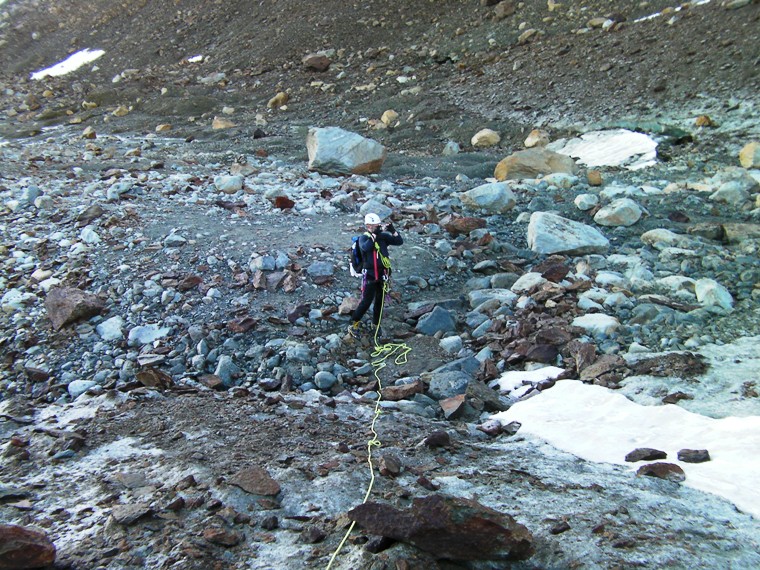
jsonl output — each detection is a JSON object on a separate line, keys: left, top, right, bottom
{"left": 1, "top": 0, "right": 760, "bottom": 569}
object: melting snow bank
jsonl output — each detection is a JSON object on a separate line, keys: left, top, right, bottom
{"left": 31, "top": 48, "right": 105, "bottom": 80}
{"left": 549, "top": 128, "right": 658, "bottom": 170}
{"left": 492, "top": 380, "right": 760, "bottom": 519}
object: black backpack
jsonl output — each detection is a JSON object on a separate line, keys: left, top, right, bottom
{"left": 349, "top": 233, "right": 369, "bottom": 277}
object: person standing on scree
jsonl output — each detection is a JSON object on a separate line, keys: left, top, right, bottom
{"left": 348, "top": 213, "right": 403, "bottom": 339}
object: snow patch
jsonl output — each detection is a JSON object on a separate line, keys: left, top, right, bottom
{"left": 492, "top": 380, "right": 760, "bottom": 518}
{"left": 31, "top": 48, "right": 105, "bottom": 80}
{"left": 551, "top": 129, "right": 658, "bottom": 170}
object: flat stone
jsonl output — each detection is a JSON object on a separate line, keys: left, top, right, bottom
{"left": 625, "top": 448, "right": 667, "bottom": 462}
{"left": 203, "top": 527, "right": 243, "bottom": 546}
{"left": 348, "top": 495, "right": 534, "bottom": 561}
{"left": 677, "top": 449, "right": 711, "bottom": 463}
{"left": 636, "top": 462, "right": 686, "bottom": 483}
{"left": 382, "top": 380, "right": 424, "bottom": 401}
{"left": 229, "top": 467, "right": 281, "bottom": 496}
{"left": 111, "top": 503, "right": 152, "bottom": 526}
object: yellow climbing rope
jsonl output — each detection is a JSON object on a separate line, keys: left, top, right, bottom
{"left": 325, "top": 280, "right": 411, "bottom": 569}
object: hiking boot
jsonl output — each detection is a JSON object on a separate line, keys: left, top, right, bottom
{"left": 347, "top": 322, "right": 361, "bottom": 339}
{"left": 371, "top": 325, "right": 385, "bottom": 340}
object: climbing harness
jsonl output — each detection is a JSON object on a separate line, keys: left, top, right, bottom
{"left": 326, "top": 280, "right": 411, "bottom": 569}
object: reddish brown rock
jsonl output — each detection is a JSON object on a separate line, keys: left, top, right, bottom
{"left": 227, "top": 316, "right": 257, "bottom": 333}
{"left": 45, "top": 287, "right": 105, "bottom": 330}
{"left": 274, "top": 196, "right": 295, "bottom": 210}
{"left": 442, "top": 216, "right": 487, "bottom": 236}
{"left": 135, "top": 368, "right": 173, "bottom": 389}
{"left": 382, "top": 380, "right": 424, "bottom": 401}
{"left": 177, "top": 274, "right": 203, "bottom": 291}
{"left": 587, "top": 170, "right": 603, "bottom": 186}
{"left": 203, "top": 527, "right": 243, "bottom": 546}
{"left": 199, "top": 374, "right": 225, "bottom": 390}
{"left": 534, "top": 327, "right": 573, "bottom": 346}
{"left": 440, "top": 393, "right": 466, "bottom": 419}
{"left": 348, "top": 495, "right": 534, "bottom": 561}
{"left": 525, "top": 344, "right": 559, "bottom": 364}
{"left": 636, "top": 463, "right": 686, "bottom": 483}
{"left": 229, "top": 467, "right": 281, "bottom": 496}
{"left": 0, "top": 525, "right": 55, "bottom": 568}
{"left": 286, "top": 303, "right": 311, "bottom": 324}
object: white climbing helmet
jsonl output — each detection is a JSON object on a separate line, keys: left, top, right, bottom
{"left": 364, "top": 213, "right": 382, "bottom": 225}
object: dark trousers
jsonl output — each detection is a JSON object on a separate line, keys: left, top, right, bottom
{"left": 351, "top": 279, "right": 385, "bottom": 325}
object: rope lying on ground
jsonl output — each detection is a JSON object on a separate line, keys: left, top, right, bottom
{"left": 325, "top": 281, "right": 411, "bottom": 570}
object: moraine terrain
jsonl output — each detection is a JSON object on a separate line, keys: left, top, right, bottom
{"left": 1, "top": 1, "right": 759, "bottom": 569}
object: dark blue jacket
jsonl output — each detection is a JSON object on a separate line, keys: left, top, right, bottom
{"left": 358, "top": 229, "right": 403, "bottom": 281}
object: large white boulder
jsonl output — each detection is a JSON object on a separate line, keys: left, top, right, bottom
{"left": 306, "top": 127, "right": 386, "bottom": 175}
{"left": 572, "top": 314, "right": 620, "bottom": 337}
{"left": 695, "top": 278, "right": 734, "bottom": 310}
{"left": 594, "top": 198, "right": 643, "bottom": 227}
{"left": 460, "top": 182, "right": 516, "bottom": 213}
{"left": 527, "top": 212, "right": 609, "bottom": 255}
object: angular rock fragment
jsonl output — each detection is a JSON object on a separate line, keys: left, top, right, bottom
{"left": 625, "top": 448, "right": 667, "bottom": 462}
{"left": 135, "top": 368, "right": 173, "bottom": 389}
{"left": 203, "top": 527, "right": 243, "bottom": 546}
{"left": 460, "top": 182, "right": 516, "bottom": 213}
{"left": 379, "top": 454, "right": 402, "bottom": 477}
{"left": 528, "top": 212, "right": 609, "bottom": 255}
{"left": 440, "top": 393, "right": 466, "bottom": 419}
{"left": 306, "top": 127, "right": 386, "bottom": 175}
{"left": 229, "top": 467, "right": 281, "bottom": 496}
{"left": 111, "top": 504, "right": 152, "bottom": 526}
{"left": 382, "top": 380, "right": 424, "bottom": 401}
{"left": 677, "top": 449, "right": 710, "bottom": 463}
{"left": 441, "top": 215, "right": 487, "bottom": 236}
{"left": 348, "top": 495, "right": 534, "bottom": 561}
{"left": 227, "top": 316, "right": 257, "bottom": 333}
{"left": 0, "top": 524, "right": 56, "bottom": 568}
{"left": 45, "top": 287, "right": 105, "bottom": 330}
